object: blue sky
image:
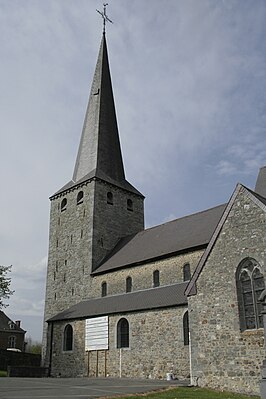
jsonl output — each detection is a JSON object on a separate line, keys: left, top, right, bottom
{"left": 1, "top": 0, "right": 266, "bottom": 341}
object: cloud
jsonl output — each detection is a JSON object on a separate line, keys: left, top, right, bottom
{"left": 1, "top": 0, "right": 266, "bottom": 340}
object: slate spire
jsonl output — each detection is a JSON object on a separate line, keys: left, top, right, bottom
{"left": 72, "top": 33, "right": 125, "bottom": 185}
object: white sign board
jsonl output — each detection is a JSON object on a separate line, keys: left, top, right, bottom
{"left": 85, "top": 316, "right": 109, "bottom": 351}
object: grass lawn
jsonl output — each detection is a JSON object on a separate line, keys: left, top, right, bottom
{"left": 116, "top": 386, "right": 260, "bottom": 399}
{"left": 0, "top": 370, "right": 7, "bottom": 377}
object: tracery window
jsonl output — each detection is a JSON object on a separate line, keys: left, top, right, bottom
{"left": 236, "top": 258, "right": 265, "bottom": 331}
{"left": 183, "top": 263, "right": 191, "bottom": 281}
{"left": 117, "top": 318, "right": 129, "bottom": 348}
{"left": 63, "top": 324, "right": 73, "bottom": 351}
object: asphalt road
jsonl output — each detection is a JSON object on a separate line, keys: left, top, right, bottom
{"left": 0, "top": 377, "right": 189, "bottom": 399}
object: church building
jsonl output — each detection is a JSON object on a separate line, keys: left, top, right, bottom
{"left": 42, "top": 30, "right": 266, "bottom": 396}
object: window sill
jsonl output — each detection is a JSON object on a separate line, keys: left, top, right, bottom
{"left": 240, "top": 328, "right": 264, "bottom": 336}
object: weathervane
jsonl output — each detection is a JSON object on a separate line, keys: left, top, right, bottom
{"left": 96, "top": 3, "right": 113, "bottom": 34}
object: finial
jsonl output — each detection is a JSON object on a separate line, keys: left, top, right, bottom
{"left": 96, "top": 3, "right": 113, "bottom": 34}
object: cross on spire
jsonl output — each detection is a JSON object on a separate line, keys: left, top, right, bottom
{"left": 96, "top": 3, "right": 113, "bottom": 34}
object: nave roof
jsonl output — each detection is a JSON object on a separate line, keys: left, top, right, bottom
{"left": 93, "top": 203, "right": 226, "bottom": 274}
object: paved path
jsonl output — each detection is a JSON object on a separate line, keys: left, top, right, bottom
{"left": 0, "top": 377, "right": 189, "bottom": 399}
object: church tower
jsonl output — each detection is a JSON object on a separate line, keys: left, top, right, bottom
{"left": 42, "top": 32, "right": 144, "bottom": 361}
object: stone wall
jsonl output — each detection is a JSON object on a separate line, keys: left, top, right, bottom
{"left": 91, "top": 250, "right": 203, "bottom": 298}
{"left": 50, "top": 307, "right": 189, "bottom": 380}
{"left": 43, "top": 177, "right": 144, "bottom": 364}
{"left": 0, "top": 349, "right": 41, "bottom": 371}
{"left": 51, "top": 320, "right": 86, "bottom": 377}
{"left": 188, "top": 187, "right": 265, "bottom": 395}
{"left": 42, "top": 180, "right": 95, "bottom": 363}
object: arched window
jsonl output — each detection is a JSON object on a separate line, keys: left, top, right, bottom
{"left": 127, "top": 199, "right": 133, "bottom": 211}
{"left": 8, "top": 336, "right": 16, "bottom": 348}
{"left": 236, "top": 258, "right": 265, "bottom": 331}
{"left": 107, "top": 192, "right": 113, "bottom": 205}
{"left": 77, "top": 191, "right": 84, "bottom": 205}
{"left": 183, "top": 311, "right": 189, "bottom": 346}
{"left": 183, "top": 263, "right": 191, "bottom": 281}
{"left": 153, "top": 270, "right": 160, "bottom": 287}
{"left": 117, "top": 318, "right": 129, "bottom": 348}
{"left": 126, "top": 276, "right": 132, "bottom": 293}
{"left": 63, "top": 324, "right": 73, "bottom": 351}
{"left": 101, "top": 282, "right": 107, "bottom": 297}
{"left": 61, "top": 198, "right": 67, "bottom": 212}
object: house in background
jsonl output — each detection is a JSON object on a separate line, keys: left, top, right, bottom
{"left": 0, "top": 311, "right": 26, "bottom": 351}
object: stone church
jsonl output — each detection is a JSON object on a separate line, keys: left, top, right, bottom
{"left": 42, "top": 31, "right": 266, "bottom": 396}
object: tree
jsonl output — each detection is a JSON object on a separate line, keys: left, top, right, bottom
{"left": 0, "top": 265, "right": 14, "bottom": 309}
{"left": 25, "top": 336, "right": 42, "bottom": 354}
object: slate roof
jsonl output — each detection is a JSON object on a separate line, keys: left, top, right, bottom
{"left": 48, "top": 282, "right": 188, "bottom": 322}
{"left": 93, "top": 203, "right": 226, "bottom": 275}
{"left": 0, "top": 311, "right": 25, "bottom": 333}
{"left": 51, "top": 34, "right": 143, "bottom": 199}
{"left": 51, "top": 169, "right": 143, "bottom": 199}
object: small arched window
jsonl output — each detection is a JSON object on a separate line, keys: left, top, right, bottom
{"left": 126, "top": 276, "right": 132, "bottom": 293}
{"left": 117, "top": 318, "right": 129, "bottom": 348}
{"left": 153, "top": 270, "right": 160, "bottom": 287}
{"left": 107, "top": 192, "right": 113, "bottom": 205}
{"left": 8, "top": 336, "right": 16, "bottom": 348}
{"left": 236, "top": 257, "right": 265, "bottom": 331}
{"left": 63, "top": 324, "right": 73, "bottom": 351}
{"left": 183, "top": 311, "right": 189, "bottom": 346}
{"left": 101, "top": 282, "right": 107, "bottom": 297}
{"left": 77, "top": 191, "right": 84, "bottom": 205}
{"left": 127, "top": 199, "right": 133, "bottom": 211}
{"left": 183, "top": 263, "right": 191, "bottom": 281}
{"left": 61, "top": 198, "right": 67, "bottom": 212}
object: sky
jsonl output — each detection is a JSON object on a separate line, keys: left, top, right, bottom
{"left": 1, "top": 0, "right": 266, "bottom": 342}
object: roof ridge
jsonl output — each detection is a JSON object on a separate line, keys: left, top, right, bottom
{"left": 143, "top": 203, "right": 227, "bottom": 233}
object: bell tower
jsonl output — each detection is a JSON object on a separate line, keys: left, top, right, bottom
{"left": 42, "top": 31, "right": 144, "bottom": 363}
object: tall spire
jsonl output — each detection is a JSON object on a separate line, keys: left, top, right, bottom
{"left": 72, "top": 34, "right": 126, "bottom": 186}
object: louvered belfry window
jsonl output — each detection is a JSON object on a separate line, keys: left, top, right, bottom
{"left": 236, "top": 258, "right": 265, "bottom": 331}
